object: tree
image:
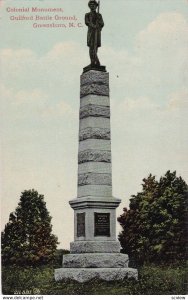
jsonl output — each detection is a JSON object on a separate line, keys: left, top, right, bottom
{"left": 118, "top": 171, "right": 188, "bottom": 265}
{"left": 1, "top": 189, "right": 59, "bottom": 266}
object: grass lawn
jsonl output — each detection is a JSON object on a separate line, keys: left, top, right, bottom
{"left": 2, "top": 264, "right": 187, "bottom": 295}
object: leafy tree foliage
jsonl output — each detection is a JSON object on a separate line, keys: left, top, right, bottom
{"left": 118, "top": 171, "right": 188, "bottom": 265}
{"left": 1, "top": 189, "right": 59, "bottom": 266}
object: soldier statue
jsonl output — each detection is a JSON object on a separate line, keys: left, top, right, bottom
{"left": 85, "top": 0, "right": 104, "bottom": 67}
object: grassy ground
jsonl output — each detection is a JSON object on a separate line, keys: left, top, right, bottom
{"left": 2, "top": 264, "right": 187, "bottom": 295}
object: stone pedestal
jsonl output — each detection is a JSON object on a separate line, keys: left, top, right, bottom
{"left": 54, "top": 70, "right": 138, "bottom": 283}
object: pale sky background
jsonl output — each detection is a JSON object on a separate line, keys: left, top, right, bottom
{"left": 0, "top": 0, "right": 188, "bottom": 249}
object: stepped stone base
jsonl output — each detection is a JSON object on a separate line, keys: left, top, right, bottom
{"left": 55, "top": 267, "right": 138, "bottom": 283}
{"left": 54, "top": 252, "right": 138, "bottom": 282}
{"left": 70, "top": 241, "right": 121, "bottom": 253}
{"left": 63, "top": 253, "right": 129, "bottom": 268}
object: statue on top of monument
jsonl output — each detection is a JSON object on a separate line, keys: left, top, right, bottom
{"left": 85, "top": 0, "right": 104, "bottom": 67}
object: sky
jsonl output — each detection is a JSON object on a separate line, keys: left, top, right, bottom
{"left": 0, "top": 0, "right": 188, "bottom": 249}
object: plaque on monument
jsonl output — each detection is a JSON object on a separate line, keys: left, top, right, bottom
{"left": 94, "top": 212, "right": 110, "bottom": 236}
{"left": 77, "top": 213, "right": 85, "bottom": 237}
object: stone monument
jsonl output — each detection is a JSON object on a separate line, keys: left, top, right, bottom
{"left": 55, "top": 0, "right": 138, "bottom": 283}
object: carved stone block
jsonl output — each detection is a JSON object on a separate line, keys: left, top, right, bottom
{"left": 81, "top": 83, "right": 109, "bottom": 98}
{"left": 79, "top": 127, "right": 111, "bottom": 141}
{"left": 80, "top": 71, "right": 109, "bottom": 98}
{"left": 81, "top": 70, "right": 109, "bottom": 86}
{"left": 55, "top": 268, "right": 138, "bottom": 283}
{"left": 70, "top": 241, "right": 121, "bottom": 253}
{"left": 80, "top": 104, "right": 110, "bottom": 119}
{"left": 78, "top": 173, "right": 112, "bottom": 186}
{"left": 78, "top": 150, "right": 111, "bottom": 164}
{"left": 63, "top": 253, "right": 129, "bottom": 268}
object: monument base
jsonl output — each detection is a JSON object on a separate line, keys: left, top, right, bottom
{"left": 63, "top": 253, "right": 129, "bottom": 268}
{"left": 54, "top": 252, "right": 138, "bottom": 283}
{"left": 70, "top": 241, "right": 121, "bottom": 253}
{"left": 83, "top": 64, "right": 106, "bottom": 73}
{"left": 55, "top": 267, "right": 138, "bottom": 283}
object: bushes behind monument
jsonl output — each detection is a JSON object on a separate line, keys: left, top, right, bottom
{"left": 118, "top": 170, "right": 188, "bottom": 266}
{"left": 1, "top": 189, "right": 59, "bottom": 266}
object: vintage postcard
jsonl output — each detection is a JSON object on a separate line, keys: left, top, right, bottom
{"left": 1, "top": 0, "right": 187, "bottom": 297}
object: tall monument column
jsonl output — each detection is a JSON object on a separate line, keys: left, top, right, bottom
{"left": 55, "top": 0, "right": 138, "bottom": 283}
{"left": 69, "top": 69, "right": 122, "bottom": 254}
